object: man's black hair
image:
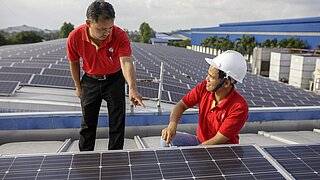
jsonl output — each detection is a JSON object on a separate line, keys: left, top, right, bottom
{"left": 218, "top": 69, "right": 237, "bottom": 84}
{"left": 86, "top": 0, "right": 115, "bottom": 22}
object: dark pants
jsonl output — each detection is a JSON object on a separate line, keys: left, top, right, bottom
{"left": 79, "top": 70, "right": 125, "bottom": 151}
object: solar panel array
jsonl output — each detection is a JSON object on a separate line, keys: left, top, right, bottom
{"left": 130, "top": 42, "right": 320, "bottom": 107}
{"left": 0, "top": 39, "right": 319, "bottom": 107}
{"left": 0, "top": 40, "right": 72, "bottom": 91}
{"left": 0, "top": 145, "right": 292, "bottom": 180}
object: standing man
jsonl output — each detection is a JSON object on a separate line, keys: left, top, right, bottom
{"left": 161, "top": 50, "right": 248, "bottom": 146}
{"left": 67, "top": 0, "right": 144, "bottom": 151}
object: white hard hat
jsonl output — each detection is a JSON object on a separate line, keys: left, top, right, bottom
{"left": 205, "top": 50, "right": 247, "bottom": 83}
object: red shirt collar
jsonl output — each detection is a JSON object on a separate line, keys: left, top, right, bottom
{"left": 210, "top": 86, "right": 236, "bottom": 108}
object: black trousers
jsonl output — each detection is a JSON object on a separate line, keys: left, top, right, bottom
{"left": 79, "top": 70, "right": 125, "bottom": 151}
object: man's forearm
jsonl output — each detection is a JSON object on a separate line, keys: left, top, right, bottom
{"left": 169, "top": 100, "right": 188, "bottom": 124}
{"left": 69, "top": 61, "right": 81, "bottom": 88}
{"left": 120, "top": 57, "right": 137, "bottom": 90}
{"left": 201, "top": 131, "right": 229, "bottom": 145}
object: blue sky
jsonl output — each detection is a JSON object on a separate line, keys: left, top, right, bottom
{"left": 0, "top": 0, "right": 319, "bottom": 32}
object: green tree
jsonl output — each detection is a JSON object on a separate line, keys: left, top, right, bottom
{"left": 218, "top": 36, "right": 234, "bottom": 51}
{"left": 38, "top": 30, "right": 60, "bottom": 41}
{"left": 10, "top": 31, "right": 43, "bottom": 44}
{"left": 0, "top": 33, "right": 8, "bottom": 46}
{"left": 59, "top": 22, "right": 74, "bottom": 38}
{"left": 169, "top": 39, "right": 190, "bottom": 48}
{"left": 201, "top": 36, "right": 219, "bottom": 49}
{"left": 270, "top": 38, "right": 278, "bottom": 48}
{"left": 235, "top": 35, "right": 257, "bottom": 57}
{"left": 211, "top": 36, "right": 220, "bottom": 49}
{"left": 127, "top": 30, "right": 140, "bottom": 42}
{"left": 317, "top": 44, "right": 320, "bottom": 50}
{"left": 139, "top": 22, "right": 155, "bottom": 43}
{"left": 201, "top": 37, "right": 213, "bottom": 47}
{"left": 278, "top": 37, "right": 308, "bottom": 49}
{"left": 262, "top": 39, "right": 271, "bottom": 47}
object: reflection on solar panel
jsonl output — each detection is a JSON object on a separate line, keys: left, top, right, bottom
{"left": 0, "top": 145, "right": 288, "bottom": 179}
{"left": 0, "top": 81, "right": 19, "bottom": 96}
{"left": 264, "top": 144, "right": 320, "bottom": 179}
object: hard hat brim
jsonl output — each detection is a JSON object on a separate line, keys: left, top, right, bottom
{"left": 205, "top": 57, "right": 221, "bottom": 69}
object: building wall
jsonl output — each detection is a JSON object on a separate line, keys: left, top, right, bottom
{"left": 191, "top": 17, "right": 320, "bottom": 49}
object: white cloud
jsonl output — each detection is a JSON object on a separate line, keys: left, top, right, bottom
{"left": 0, "top": 0, "right": 319, "bottom": 32}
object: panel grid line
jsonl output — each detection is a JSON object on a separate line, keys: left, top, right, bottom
{"left": 204, "top": 147, "right": 225, "bottom": 179}
{"left": 179, "top": 148, "right": 196, "bottom": 179}
{"left": 285, "top": 146, "right": 320, "bottom": 175}
{"left": 229, "top": 146, "right": 257, "bottom": 180}
{"left": 153, "top": 149, "right": 165, "bottom": 180}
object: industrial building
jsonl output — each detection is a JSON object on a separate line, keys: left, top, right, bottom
{"left": 191, "top": 17, "right": 320, "bottom": 50}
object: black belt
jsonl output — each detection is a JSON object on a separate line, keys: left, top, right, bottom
{"left": 85, "top": 71, "right": 119, "bottom": 80}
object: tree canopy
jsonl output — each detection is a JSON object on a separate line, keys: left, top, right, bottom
{"left": 59, "top": 22, "right": 74, "bottom": 38}
{"left": 10, "top": 31, "right": 43, "bottom": 44}
{"left": 0, "top": 33, "right": 7, "bottom": 46}
{"left": 139, "top": 22, "right": 155, "bottom": 43}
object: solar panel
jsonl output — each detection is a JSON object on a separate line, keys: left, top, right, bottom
{"left": 50, "top": 64, "right": 70, "bottom": 70}
{"left": 137, "top": 82, "right": 159, "bottom": 89}
{"left": 42, "top": 68, "right": 71, "bottom": 77}
{"left": 0, "top": 81, "right": 19, "bottom": 96}
{"left": 29, "top": 59, "right": 59, "bottom": 64}
{"left": 30, "top": 75, "right": 74, "bottom": 88}
{"left": 0, "top": 59, "right": 24, "bottom": 63}
{"left": 0, "top": 62, "right": 13, "bottom": 67}
{"left": 163, "top": 84, "right": 190, "bottom": 94}
{"left": 137, "top": 86, "right": 158, "bottom": 98}
{"left": 170, "top": 92, "right": 185, "bottom": 102}
{"left": 0, "top": 145, "right": 288, "bottom": 180}
{"left": 0, "top": 73, "right": 32, "bottom": 84}
{"left": 263, "top": 144, "right": 320, "bottom": 179}
{"left": 12, "top": 62, "right": 50, "bottom": 68}
{"left": 0, "top": 66, "right": 42, "bottom": 74}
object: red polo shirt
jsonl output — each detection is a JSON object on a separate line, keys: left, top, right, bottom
{"left": 66, "top": 24, "right": 132, "bottom": 75}
{"left": 182, "top": 80, "right": 248, "bottom": 144}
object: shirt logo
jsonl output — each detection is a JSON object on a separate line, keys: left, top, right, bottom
{"left": 108, "top": 47, "right": 114, "bottom": 52}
